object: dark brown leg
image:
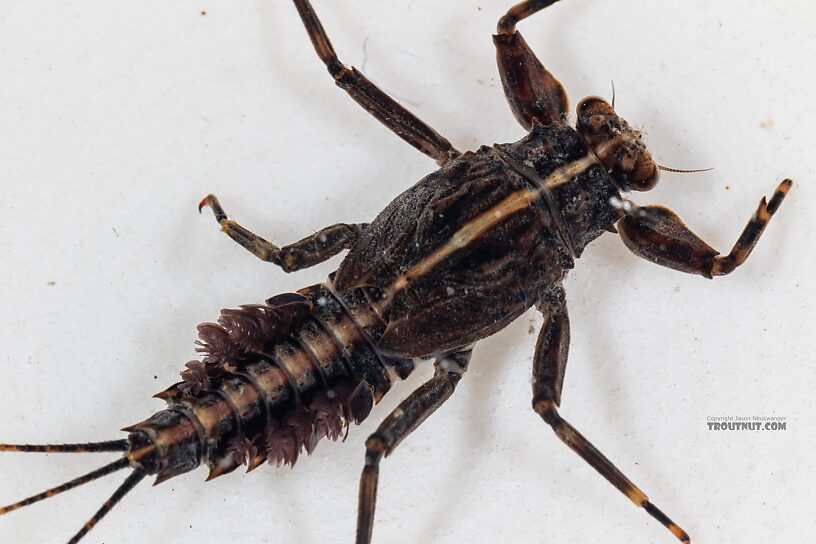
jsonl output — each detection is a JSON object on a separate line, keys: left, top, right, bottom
{"left": 532, "top": 287, "right": 691, "bottom": 542}
{"left": 291, "top": 0, "right": 459, "bottom": 166}
{"left": 199, "top": 194, "right": 365, "bottom": 272}
{"left": 617, "top": 179, "right": 792, "bottom": 278}
{"left": 494, "top": 0, "right": 569, "bottom": 129}
{"left": 356, "top": 350, "right": 471, "bottom": 544}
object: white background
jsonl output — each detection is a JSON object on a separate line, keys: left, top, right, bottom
{"left": 1, "top": 1, "right": 814, "bottom": 543}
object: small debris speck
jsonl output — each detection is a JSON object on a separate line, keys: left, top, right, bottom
{"left": 47, "top": 281, "right": 56, "bottom": 286}
{"left": 200, "top": 10, "right": 207, "bottom": 16}
{"left": 759, "top": 119, "right": 773, "bottom": 129}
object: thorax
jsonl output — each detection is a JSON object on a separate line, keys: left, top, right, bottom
{"left": 334, "top": 123, "right": 618, "bottom": 356}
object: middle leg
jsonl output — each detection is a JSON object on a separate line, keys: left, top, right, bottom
{"left": 531, "top": 285, "right": 691, "bottom": 542}
{"left": 199, "top": 194, "right": 365, "bottom": 273}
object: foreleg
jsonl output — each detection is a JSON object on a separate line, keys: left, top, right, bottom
{"left": 617, "top": 179, "right": 791, "bottom": 277}
{"left": 494, "top": 0, "right": 569, "bottom": 129}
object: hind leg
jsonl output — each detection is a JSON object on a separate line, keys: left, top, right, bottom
{"left": 356, "top": 350, "right": 470, "bottom": 544}
{"left": 199, "top": 194, "right": 365, "bottom": 272}
{"left": 531, "top": 287, "right": 691, "bottom": 542}
{"left": 292, "top": 0, "right": 459, "bottom": 166}
{"left": 494, "top": 0, "right": 569, "bottom": 128}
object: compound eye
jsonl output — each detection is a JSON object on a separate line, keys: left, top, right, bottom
{"left": 576, "top": 96, "right": 615, "bottom": 131}
{"left": 626, "top": 152, "right": 660, "bottom": 191}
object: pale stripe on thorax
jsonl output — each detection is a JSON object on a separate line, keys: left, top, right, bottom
{"left": 382, "top": 151, "right": 600, "bottom": 307}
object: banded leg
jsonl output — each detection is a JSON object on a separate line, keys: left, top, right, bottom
{"left": 494, "top": 0, "right": 569, "bottom": 129}
{"left": 292, "top": 0, "right": 459, "bottom": 166}
{"left": 532, "top": 286, "right": 690, "bottom": 542}
{"left": 617, "top": 179, "right": 792, "bottom": 278}
{"left": 199, "top": 194, "right": 365, "bottom": 272}
{"left": 356, "top": 350, "right": 471, "bottom": 544}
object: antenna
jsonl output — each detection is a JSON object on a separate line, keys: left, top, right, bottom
{"left": 657, "top": 165, "right": 713, "bottom": 173}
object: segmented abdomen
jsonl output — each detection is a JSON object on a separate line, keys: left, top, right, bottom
{"left": 123, "top": 279, "right": 412, "bottom": 484}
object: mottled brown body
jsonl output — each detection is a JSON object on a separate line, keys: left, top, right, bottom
{"left": 0, "top": 1, "right": 793, "bottom": 543}
{"left": 339, "top": 123, "right": 618, "bottom": 355}
{"left": 126, "top": 121, "right": 621, "bottom": 485}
